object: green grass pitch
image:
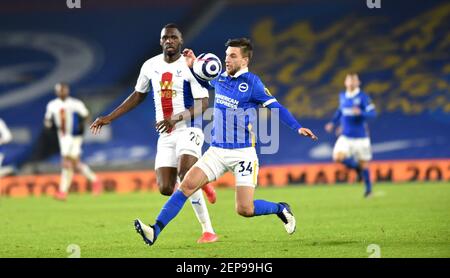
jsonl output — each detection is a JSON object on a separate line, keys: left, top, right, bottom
{"left": 1, "top": 182, "right": 449, "bottom": 258}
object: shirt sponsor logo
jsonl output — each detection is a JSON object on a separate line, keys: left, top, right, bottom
{"left": 216, "top": 94, "right": 239, "bottom": 109}
{"left": 159, "top": 80, "right": 177, "bottom": 98}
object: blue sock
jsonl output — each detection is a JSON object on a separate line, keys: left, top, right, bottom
{"left": 153, "top": 190, "right": 188, "bottom": 237}
{"left": 253, "top": 200, "right": 284, "bottom": 216}
{"left": 342, "top": 157, "right": 360, "bottom": 170}
{"left": 362, "top": 169, "right": 372, "bottom": 193}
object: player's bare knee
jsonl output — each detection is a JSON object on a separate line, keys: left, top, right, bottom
{"left": 181, "top": 178, "right": 197, "bottom": 193}
{"left": 359, "top": 161, "right": 369, "bottom": 170}
{"left": 158, "top": 182, "right": 175, "bottom": 196}
{"left": 236, "top": 205, "right": 254, "bottom": 217}
{"left": 157, "top": 178, "right": 176, "bottom": 196}
{"left": 334, "top": 153, "right": 345, "bottom": 162}
{"left": 62, "top": 159, "right": 72, "bottom": 170}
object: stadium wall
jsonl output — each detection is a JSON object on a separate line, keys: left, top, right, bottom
{"left": 1, "top": 159, "right": 448, "bottom": 197}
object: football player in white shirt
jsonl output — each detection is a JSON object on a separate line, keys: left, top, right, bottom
{"left": 0, "top": 118, "right": 13, "bottom": 171}
{"left": 90, "top": 23, "right": 218, "bottom": 244}
{"left": 45, "top": 83, "right": 102, "bottom": 201}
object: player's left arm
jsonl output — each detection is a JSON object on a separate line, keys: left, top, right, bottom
{"left": 252, "top": 80, "right": 317, "bottom": 141}
{"left": 355, "top": 94, "right": 376, "bottom": 119}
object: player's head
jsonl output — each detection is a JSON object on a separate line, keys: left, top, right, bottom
{"left": 344, "top": 73, "right": 361, "bottom": 91}
{"left": 225, "top": 37, "right": 253, "bottom": 76}
{"left": 160, "top": 23, "right": 183, "bottom": 57}
{"left": 54, "top": 82, "right": 70, "bottom": 100}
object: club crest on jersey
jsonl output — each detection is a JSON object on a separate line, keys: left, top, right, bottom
{"left": 353, "top": 98, "right": 361, "bottom": 106}
{"left": 238, "top": 82, "right": 249, "bottom": 92}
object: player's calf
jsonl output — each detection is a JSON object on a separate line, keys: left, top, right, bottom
{"left": 156, "top": 168, "right": 177, "bottom": 196}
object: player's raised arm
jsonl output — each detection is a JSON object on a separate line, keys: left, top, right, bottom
{"left": 90, "top": 91, "right": 146, "bottom": 135}
{"left": 252, "top": 79, "right": 318, "bottom": 141}
{"left": 182, "top": 48, "right": 196, "bottom": 68}
{"left": 266, "top": 101, "right": 318, "bottom": 141}
{"left": 183, "top": 48, "right": 215, "bottom": 90}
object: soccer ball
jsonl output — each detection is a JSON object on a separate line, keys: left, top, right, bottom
{"left": 193, "top": 53, "right": 222, "bottom": 81}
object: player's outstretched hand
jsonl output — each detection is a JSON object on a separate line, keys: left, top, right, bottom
{"left": 299, "top": 127, "right": 318, "bottom": 141}
{"left": 324, "top": 122, "right": 334, "bottom": 133}
{"left": 183, "top": 48, "right": 196, "bottom": 68}
{"left": 156, "top": 118, "right": 177, "bottom": 134}
{"left": 90, "top": 116, "right": 111, "bottom": 135}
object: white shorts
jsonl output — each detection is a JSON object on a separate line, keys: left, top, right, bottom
{"left": 194, "top": 146, "right": 259, "bottom": 187}
{"left": 58, "top": 135, "right": 83, "bottom": 158}
{"left": 333, "top": 135, "right": 372, "bottom": 161}
{"left": 154, "top": 127, "right": 204, "bottom": 169}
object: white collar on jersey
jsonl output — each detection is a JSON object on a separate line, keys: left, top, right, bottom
{"left": 225, "top": 67, "right": 249, "bottom": 78}
{"left": 345, "top": 87, "right": 361, "bottom": 98}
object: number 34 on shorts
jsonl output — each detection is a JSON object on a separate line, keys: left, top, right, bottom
{"left": 235, "top": 159, "right": 259, "bottom": 187}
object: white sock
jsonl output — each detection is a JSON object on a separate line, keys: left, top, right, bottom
{"left": 189, "top": 189, "right": 215, "bottom": 234}
{"left": 79, "top": 163, "right": 97, "bottom": 182}
{"left": 60, "top": 168, "right": 74, "bottom": 193}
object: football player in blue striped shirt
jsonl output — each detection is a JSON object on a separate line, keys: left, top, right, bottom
{"left": 134, "top": 38, "right": 317, "bottom": 246}
{"left": 325, "top": 73, "right": 376, "bottom": 197}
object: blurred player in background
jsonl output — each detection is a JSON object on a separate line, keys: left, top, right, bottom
{"left": 325, "top": 73, "right": 376, "bottom": 198}
{"left": 90, "top": 23, "right": 218, "bottom": 244}
{"left": 0, "top": 118, "right": 13, "bottom": 175}
{"left": 45, "top": 82, "right": 102, "bottom": 201}
{"left": 132, "top": 37, "right": 318, "bottom": 246}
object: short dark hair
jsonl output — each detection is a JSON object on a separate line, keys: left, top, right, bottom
{"left": 225, "top": 37, "right": 253, "bottom": 61}
{"left": 163, "top": 23, "right": 181, "bottom": 33}
{"left": 55, "top": 82, "right": 69, "bottom": 89}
